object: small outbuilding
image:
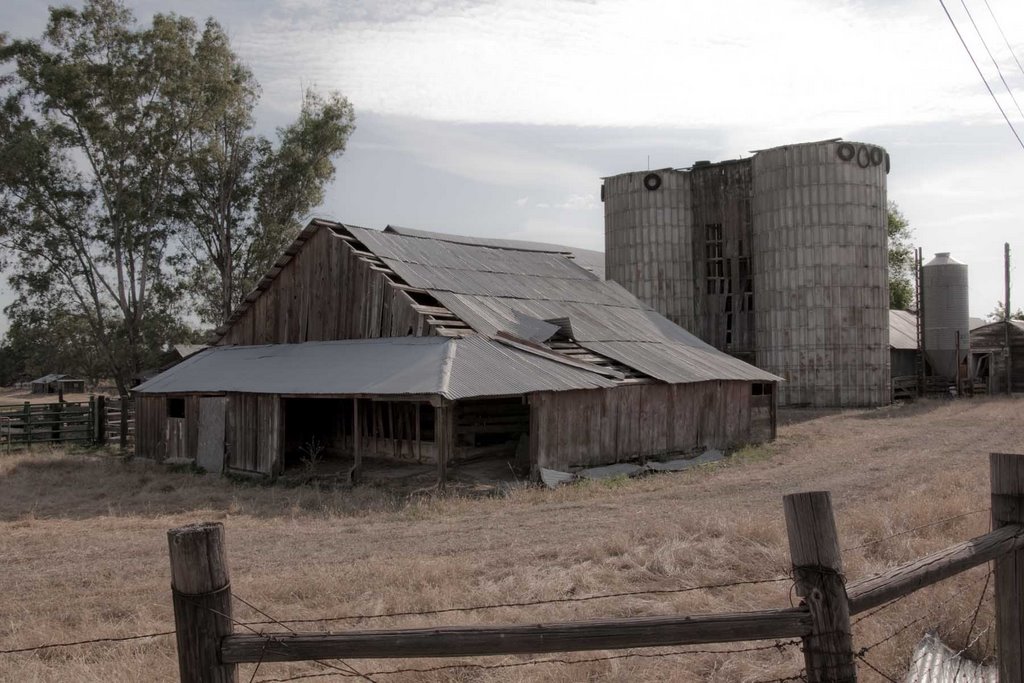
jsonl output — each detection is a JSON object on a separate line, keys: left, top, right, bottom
{"left": 30, "top": 374, "right": 86, "bottom": 395}
{"left": 135, "top": 220, "right": 781, "bottom": 481}
{"left": 970, "top": 320, "right": 1024, "bottom": 394}
{"left": 889, "top": 310, "right": 920, "bottom": 399}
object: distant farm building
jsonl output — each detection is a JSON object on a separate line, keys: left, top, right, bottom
{"left": 30, "top": 374, "right": 85, "bottom": 395}
{"left": 971, "top": 320, "right": 1024, "bottom": 394}
{"left": 603, "top": 139, "right": 890, "bottom": 408}
{"left": 135, "top": 220, "right": 779, "bottom": 481}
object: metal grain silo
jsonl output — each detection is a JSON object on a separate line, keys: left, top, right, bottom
{"left": 750, "top": 140, "right": 890, "bottom": 407}
{"left": 603, "top": 169, "right": 696, "bottom": 331}
{"left": 921, "top": 252, "right": 969, "bottom": 379}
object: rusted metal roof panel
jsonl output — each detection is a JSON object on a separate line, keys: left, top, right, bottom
{"left": 890, "top": 310, "right": 919, "bottom": 350}
{"left": 134, "top": 335, "right": 617, "bottom": 400}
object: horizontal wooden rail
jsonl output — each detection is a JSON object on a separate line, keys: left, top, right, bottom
{"left": 220, "top": 608, "right": 811, "bottom": 664}
{"left": 847, "top": 522, "right": 1023, "bottom": 614}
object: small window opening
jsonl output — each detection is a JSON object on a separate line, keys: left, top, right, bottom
{"left": 167, "top": 397, "right": 185, "bottom": 418}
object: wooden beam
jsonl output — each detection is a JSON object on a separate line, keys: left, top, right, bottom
{"left": 349, "top": 400, "right": 361, "bottom": 486}
{"left": 847, "top": 523, "right": 1024, "bottom": 614}
{"left": 436, "top": 404, "right": 453, "bottom": 488}
{"left": 784, "top": 491, "right": 856, "bottom": 683}
{"left": 220, "top": 608, "right": 811, "bottom": 664}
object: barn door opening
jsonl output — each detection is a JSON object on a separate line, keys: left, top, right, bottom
{"left": 452, "top": 397, "right": 530, "bottom": 482}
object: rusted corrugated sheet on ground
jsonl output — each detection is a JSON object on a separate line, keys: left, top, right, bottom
{"left": 903, "top": 633, "right": 996, "bottom": 683}
{"left": 133, "top": 335, "right": 618, "bottom": 400}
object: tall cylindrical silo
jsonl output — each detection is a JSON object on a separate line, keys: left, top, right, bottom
{"left": 751, "top": 140, "right": 890, "bottom": 407}
{"left": 603, "top": 169, "right": 696, "bottom": 331}
{"left": 921, "top": 252, "right": 970, "bottom": 379}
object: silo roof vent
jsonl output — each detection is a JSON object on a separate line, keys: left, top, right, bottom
{"left": 924, "top": 252, "right": 965, "bottom": 266}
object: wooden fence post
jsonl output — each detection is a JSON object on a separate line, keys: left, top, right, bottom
{"left": 784, "top": 491, "right": 856, "bottom": 683}
{"left": 167, "top": 522, "right": 237, "bottom": 683}
{"left": 94, "top": 395, "right": 107, "bottom": 445}
{"left": 992, "top": 453, "right": 1024, "bottom": 683}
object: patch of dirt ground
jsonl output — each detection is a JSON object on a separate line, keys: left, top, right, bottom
{"left": 0, "top": 397, "right": 1019, "bottom": 682}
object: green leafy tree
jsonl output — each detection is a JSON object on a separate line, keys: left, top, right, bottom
{"left": 987, "top": 301, "right": 1024, "bottom": 322}
{"left": 169, "top": 24, "right": 354, "bottom": 324}
{"left": 887, "top": 201, "right": 915, "bottom": 310}
{"left": 0, "top": 1, "right": 323, "bottom": 392}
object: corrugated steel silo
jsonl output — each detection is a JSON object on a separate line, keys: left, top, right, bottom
{"left": 921, "top": 252, "right": 969, "bottom": 379}
{"left": 603, "top": 169, "right": 696, "bottom": 331}
{"left": 750, "top": 140, "right": 890, "bottom": 406}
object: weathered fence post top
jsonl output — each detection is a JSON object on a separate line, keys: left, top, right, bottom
{"left": 167, "top": 522, "right": 237, "bottom": 683}
{"left": 991, "top": 453, "right": 1024, "bottom": 683}
{"left": 784, "top": 491, "right": 856, "bottom": 683}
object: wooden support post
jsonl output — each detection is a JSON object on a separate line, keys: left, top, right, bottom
{"left": 784, "top": 491, "right": 856, "bottom": 683}
{"left": 95, "top": 395, "right": 106, "bottom": 445}
{"left": 436, "top": 404, "right": 453, "bottom": 489}
{"left": 119, "top": 396, "right": 129, "bottom": 450}
{"left": 167, "top": 522, "right": 237, "bottom": 683}
{"left": 992, "top": 452, "right": 1024, "bottom": 683}
{"left": 350, "top": 399, "right": 361, "bottom": 486}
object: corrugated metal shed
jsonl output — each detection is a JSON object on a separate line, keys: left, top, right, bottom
{"left": 134, "top": 335, "right": 619, "bottom": 399}
{"left": 890, "top": 310, "right": 919, "bottom": 350}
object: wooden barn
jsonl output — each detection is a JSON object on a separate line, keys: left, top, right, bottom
{"left": 30, "top": 374, "right": 86, "bottom": 395}
{"left": 134, "top": 220, "right": 780, "bottom": 482}
{"left": 970, "top": 320, "right": 1024, "bottom": 394}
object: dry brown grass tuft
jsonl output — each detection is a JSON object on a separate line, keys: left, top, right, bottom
{"left": 0, "top": 397, "right": 1019, "bottom": 682}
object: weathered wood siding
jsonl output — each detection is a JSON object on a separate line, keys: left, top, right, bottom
{"left": 135, "top": 395, "right": 167, "bottom": 460}
{"left": 530, "top": 381, "right": 763, "bottom": 471}
{"left": 219, "top": 226, "right": 425, "bottom": 346}
{"left": 225, "top": 393, "right": 281, "bottom": 474}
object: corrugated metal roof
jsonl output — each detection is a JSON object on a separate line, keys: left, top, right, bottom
{"left": 31, "top": 373, "right": 68, "bottom": 384}
{"left": 890, "top": 310, "right": 919, "bottom": 350}
{"left": 970, "top": 319, "right": 1024, "bottom": 337}
{"left": 903, "top": 633, "right": 996, "bottom": 683}
{"left": 209, "top": 218, "right": 780, "bottom": 386}
{"left": 582, "top": 341, "right": 780, "bottom": 383}
{"left": 383, "top": 225, "right": 605, "bottom": 279}
{"left": 346, "top": 224, "right": 779, "bottom": 385}
{"left": 134, "top": 335, "right": 618, "bottom": 400}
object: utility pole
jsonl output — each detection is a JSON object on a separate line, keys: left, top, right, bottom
{"left": 1006, "top": 243, "right": 1013, "bottom": 395}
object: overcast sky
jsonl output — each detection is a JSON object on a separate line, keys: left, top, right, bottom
{"left": 2, "top": 0, "right": 1023, "bottom": 322}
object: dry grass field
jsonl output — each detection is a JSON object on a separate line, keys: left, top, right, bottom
{"left": 1, "top": 397, "right": 1019, "bottom": 682}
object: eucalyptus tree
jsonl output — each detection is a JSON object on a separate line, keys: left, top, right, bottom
{"left": 169, "top": 26, "right": 354, "bottom": 324}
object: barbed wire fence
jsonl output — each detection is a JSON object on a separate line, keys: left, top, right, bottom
{"left": 0, "top": 495, "right": 1004, "bottom": 682}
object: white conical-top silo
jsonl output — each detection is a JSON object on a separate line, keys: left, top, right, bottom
{"left": 921, "top": 252, "right": 969, "bottom": 379}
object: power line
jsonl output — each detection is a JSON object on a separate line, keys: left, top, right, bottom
{"left": 982, "top": 0, "right": 1024, "bottom": 80}
{"left": 958, "top": 0, "right": 1024, "bottom": 119}
{"left": 938, "top": 0, "right": 1024, "bottom": 150}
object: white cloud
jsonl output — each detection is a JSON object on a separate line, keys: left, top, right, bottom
{"left": 232, "top": 0, "right": 1024, "bottom": 133}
